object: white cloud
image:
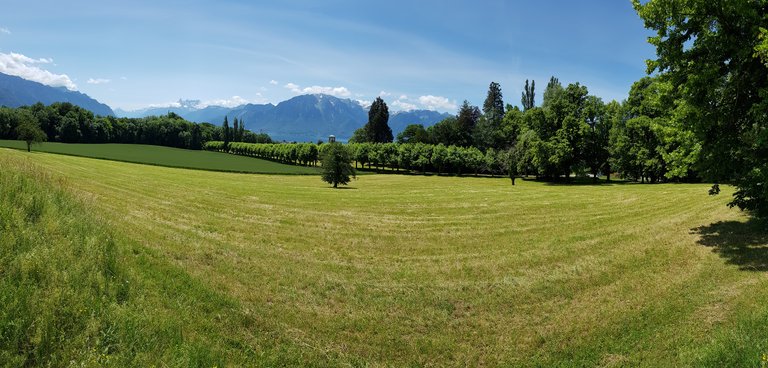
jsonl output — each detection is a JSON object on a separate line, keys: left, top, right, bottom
{"left": 418, "top": 95, "right": 456, "bottom": 111}
{"left": 147, "top": 101, "right": 183, "bottom": 108}
{"left": 0, "top": 27, "right": 10, "bottom": 35}
{"left": 120, "top": 76, "right": 128, "bottom": 80}
{"left": 392, "top": 100, "right": 417, "bottom": 111}
{"left": 148, "top": 95, "right": 263, "bottom": 109}
{"left": 399, "top": 95, "right": 408, "bottom": 100}
{"left": 284, "top": 82, "right": 351, "bottom": 98}
{"left": 284, "top": 82, "right": 300, "bottom": 92}
{"left": 269, "top": 79, "right": 278, "bottom": 85}
{"left": 86, "top": 78, "right": 111, "bottom": 85}
{"left": 356, "top": 99, "right": 372, "bottom": 109}
{"left": 198, "top": 95, "right": 258, "bottom": 108}
{"left": 0, "top": 52, "right": 76, "bottom": 90}
{"left": 379, "top": 90, "right": 391, "bottom": 97}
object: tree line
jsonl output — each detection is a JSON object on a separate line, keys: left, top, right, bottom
{"left": 0, "top": 102, "right": 272, "bottom": 150}
{"left": 205, "top": 140, "right": 515, "bottom": 177}
{"left": 295, "top": 75, "right": 700, "bottom": 184}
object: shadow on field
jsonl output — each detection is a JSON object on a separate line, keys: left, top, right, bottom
{"left": 692, "top": 219, "right": 768, "bottom": 271}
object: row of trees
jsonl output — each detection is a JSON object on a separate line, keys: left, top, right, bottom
{"left": 205, "top": 140, "right": 516, "bottom": 177}
{"left": 204, "top": 141, "right": 320, "bottom": 166}
{"left": 0, "top": 102, "right": 271, "bottom": 150}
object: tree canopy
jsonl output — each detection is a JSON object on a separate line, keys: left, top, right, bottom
{"left": 15, "top": 111, "right": 46, "bottom": 152}
{"left": 321, "top": 142, "right": 356, "bottom": 188}
{"left": 361, "top": 97, "right": 393, "bottom": 143}
{"left": 0, "top": 102, "right": 271, "bottom": 151}
{"left": 634, "top": 0, "right": 768, "bottom": 217}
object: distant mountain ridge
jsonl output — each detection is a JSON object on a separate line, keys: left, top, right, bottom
{"left": 118, "top": 94, "right": 452, "bottom": 142}
{"left": 0, "top": 72, "right": 449, "bottom": 141}
{"left": 0, "top": 72, "right": 114, "bottom": 116}
{"left": 114, "top": 99, "right": 233, "bottom": 124}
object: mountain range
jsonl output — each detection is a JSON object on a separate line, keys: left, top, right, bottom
{"left": 0, "top": 72, "right": 114, "bottom": 116}
{"left": 1, "top": 72, "right": 451, "bottom": 142}
{"left": 117, "top": 95, "right": 452, "bottom": 142}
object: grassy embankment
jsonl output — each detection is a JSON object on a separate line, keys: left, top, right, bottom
{"left": 2, "top": 148, "right": 768, "bottom": 366}
{"left": 0, "top": 153, "right": 323, "bottom": 367}
{"left": 0, "top": 140, "right": 319, "bottom": 174}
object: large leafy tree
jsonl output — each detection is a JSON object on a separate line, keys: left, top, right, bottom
{"left": 321, "top": 143, "right": 356, "bottom": 188}
{"left": 634, "top": 0, "right": 768, "bottom": 216}
{"left": 397, "top": 124, "right": 429, "bottom": 144}
{"left": 364, "top": 97, "right": 393, "bottom": 143}
{"left": 426, "top": 117, "right": 461, "bottom": 146}
{"left": 583, "top": 95, "right": 610, "bottom": 181}
{"left": 15, "top": 111, "right": 46, "bottom": 152}
{"left": 456, "top": 100, "right": 481, "bottom": 147}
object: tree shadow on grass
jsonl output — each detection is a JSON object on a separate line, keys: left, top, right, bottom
{"left": 691, "top": 219, "right": 768, "bottom": 271}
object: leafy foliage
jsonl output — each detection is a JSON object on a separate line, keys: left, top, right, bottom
{"left": 396, "top": 124, "right": 430, "bottom": 144}
{"left": 0, "top": 103, "right": 271, "bottom": 151}
{"left": 13, "top": 110, "right": 46, "bottom": 152}
{"left": 634, "top": 0, "right": 767, "bottom": 216}
{"left": 359, "top": 97, "right": 393, "bottom": 143}
{"left": 320, "top": 143, "right": 356, "bottom": 188}
{"left": 521, "top": 79, "right": 536, "bottom": 111}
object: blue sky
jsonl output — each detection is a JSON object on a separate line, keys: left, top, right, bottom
{"left": 0, "top": 0, "right": 656, "bottom": 112}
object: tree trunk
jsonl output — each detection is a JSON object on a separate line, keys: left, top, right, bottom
{"left": 334, "top": 182, "right": 338, "bottom": 188}
{"left": 26, "top": 142, "right": 30, "bottom": 152}
{"left": 511, "top": 176, "right": 516, "bottom": 185}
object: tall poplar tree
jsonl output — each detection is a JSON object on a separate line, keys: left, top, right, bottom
{"left": 222, "top": 116, "right": 230, "bottom": 150}
{"left": 521, "top": 79, "right": 536, "bottom": 111}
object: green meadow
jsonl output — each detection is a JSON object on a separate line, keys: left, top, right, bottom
{"left": 2, "top": 148, "right": 767, "bottom": 367}
{"left": 0, "top": 140, "right": 319, "bottom": 174}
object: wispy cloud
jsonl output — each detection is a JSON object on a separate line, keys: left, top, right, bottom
{"left": 87, "top": 78, "right": 111, "bottom": 85}
{"left": 0, "top": 52, "right": 77, "bottom": 90}
{"left": 0, "top": 27, "right": 10, "bottom": 35}
{"left": 269, "top": 79, "right": 278, "bottom": 85}
{"left": 418, "top": 95, "right": 456, "bottom": 111}
{"left": 284, "top": 82, "right": 351, "bottom": 98}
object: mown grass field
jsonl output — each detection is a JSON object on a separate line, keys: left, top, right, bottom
{"left": 2, "top": 148, "right": 768, "bottom": 367}
{"left": 0, "top": 140, "right": 320, "bottom": 174}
